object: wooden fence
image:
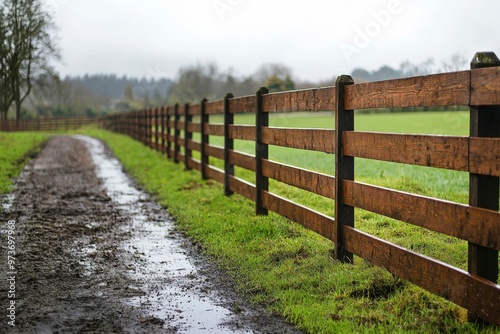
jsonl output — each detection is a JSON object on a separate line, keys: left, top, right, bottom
{"left": 0, "top": 116, "right": 99, "bottom": 132}
{"left": 101, "top": 52, "right": 500, "bottom": 325}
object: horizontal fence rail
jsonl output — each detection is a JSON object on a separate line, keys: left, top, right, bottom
{"left": 100, "top": 52, "right": 500, "bottom": 326}
{"left": 0, "top": 116, "right": 100, "bottom": 132}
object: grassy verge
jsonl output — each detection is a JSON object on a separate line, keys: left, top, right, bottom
{"left": 0, "top": 132, "right": 48, "bottom": 195}
{"left": 82, "top": 119, "right": 498, "bottom": 333}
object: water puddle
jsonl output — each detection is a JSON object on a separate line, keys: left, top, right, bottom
{"left": 1, "top": 193, "right": 15, "bottom": 213}
{"left": 75, "top": 135, "right": 253, "bottom": 333}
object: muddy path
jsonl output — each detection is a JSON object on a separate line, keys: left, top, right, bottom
{"left": 0, "top": 136, "right": 303, "bottom": 334}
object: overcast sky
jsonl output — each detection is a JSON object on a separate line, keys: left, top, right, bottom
{"left": 46, "top": 0, "right": 500, "bottom": 82}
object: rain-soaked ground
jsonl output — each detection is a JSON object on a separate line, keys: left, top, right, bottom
{"left": 0, "top": 135, "right": 303, "bottom": 333}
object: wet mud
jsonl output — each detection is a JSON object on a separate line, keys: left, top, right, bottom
{"left": 0, "top": 136, "right": 302, "bottom": 333}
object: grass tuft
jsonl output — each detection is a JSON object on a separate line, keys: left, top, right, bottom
{"left": 0, "top": 132, "right": 48, "bottom": 195}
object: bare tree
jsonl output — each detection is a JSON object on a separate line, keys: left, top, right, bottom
{"left": 0, "top": 0, "right": 59, "bottom": 123}
{"left": 0, "top": 7, "right": 14, "bottom": 123}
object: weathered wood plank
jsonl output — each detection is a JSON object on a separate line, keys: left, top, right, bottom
{"left": 261, "top": 127, "right": 335, "bottom": 153}
{"left": 345, "top": 71, "right": 470, "bottom": 110}
{"left": 471, "top": 67, "right": 500, "bottom": 106}
{"left": 187, "top": 158, "right": 201, "bottom": 171}
{"left": 343, "top": 226, "right": 500, "bottom": 326}
{"left": 187, "top": 139, "right": 201, "bottom": 152}
{"left": 228, "top": 150, "right": 255, "bottom": 171}
{"left": 175, "top": 151, "right": 185, "bottom": 163}
{"left": 228, "top": 124, "right": 256, "bottom": 141}
{"left": 469, "top": 137, "right": 500, "bottom": 177}
{"left": 204, "top": 165, "right": 225, "bottom": 184}
{"left": 205, "top": 100, "right": 224, "bottom": 115}
{"left": 166, "top": 106, "right": 175, "bottom": 116}
{"left": 204, "top": 123, "right": 224, "bottom": 136}
{"left": 228, "top": 95, "right": 256, "bottom": 114}
{"left": 227, "top": 175, "right": 256, "bottom": 202}
{"left": 177, "top": 105, "right": 186, "bottom": 115}
{"left": 204, "top": 144, "right": 224, "bottom": 160}
{"left": 261, "top": 86, "right": 336, "bottom": 112}
{"left": 262, "top": 159, "right": 335, "bottom": 199}
{"left": 175, "top": 136, "right": 184, "bottom": 148}
{"left": 187, "top": 122, "right": 201, "bottom": 133}
{"left": 343, "top": 132, "right": 469, "bottom": 171}
{"left": 188, "top": 103, "right": 202, "bottom": 116}
{"left": 176, "top": 121, "right": 185, "bottom": 131}
{"left": 343, "top": 181, "right": 500, "bottom": 250}
{"left": 261, "top": 191, "right": 335, "bottom": 241}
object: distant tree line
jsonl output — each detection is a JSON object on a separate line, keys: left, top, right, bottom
{"left": 351, "top": 54, "right": 468, "bottom": 82}
{"left": 19, "top": 74, "right": 173, "bottom": 118}
{"left": 166, "top": 62, "right": 298, "bottom": 104}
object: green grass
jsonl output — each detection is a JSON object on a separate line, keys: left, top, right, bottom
{"left": 79, "top": 111, "right": 499, "bottom": 333}
{"left": 0, "top": 132, "right": 48, "bottom": 195}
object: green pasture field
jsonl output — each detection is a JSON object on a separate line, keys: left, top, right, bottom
{"left": 0, "top": 132, "right": 48, "bottom": 195}
{"left": 81, "top": 110, "right": 498, "bottom": 333}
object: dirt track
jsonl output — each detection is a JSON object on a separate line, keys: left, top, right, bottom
{"left": 0, "top": 136, "right": 302, "bottom": 333}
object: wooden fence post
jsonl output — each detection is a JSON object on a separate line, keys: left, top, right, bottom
{"left": 154, "top": 107, "right": 159, "bottom": 151}
{"left": 134, "top": 112, "right": 137, "bottom": 139}
{"left": 166, "top": 106, "right": 172, "bottom": 158}
{"left": 201, "top": 98, "right": 209, "bottom": 180}
{"left": 334, "top": 75, "right": 355, "bottom": 263}
{"left": 160, "top": 106, "right": 165, "bottom": 154}
{"left": 174, "top": 104, "right": 180, "bottom": 163}
{"left": 184, "top": 103, "right": 192, "bottom": 170}
{"left": 255, "top": 87, "right": 269, "bottom": 215}
{"left": 224, "top": 93, "right": 234, "bottom": 196}
{"left": 468, "top": 52, "right": 500, "bottom": 322}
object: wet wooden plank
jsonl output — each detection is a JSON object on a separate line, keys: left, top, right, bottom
{"left": 261, "top": 87, "right": 336, "bottom": 112}
{"left": 343, "top": 181, "right": 500, "bottom": 250}
{"left": 204, "top": 144, "right": 224, "bottom": 160}
{"left": 261, "top": 191, "right": 335, "bottom": 241}
{"left": 262, "top": 159, "right": 335, "bottom": 199}
{"left": 188, "top": 103, "right": 202, "bottom": 116}
{"left": 205, "top": 100, "right": 224, "bottom": 115}
{"left": 261, "top": 127, "right": 335, "bottom": 153}
{"left": 166, "top": 106, "right": 175, "bottom": 116}
{"left": 227, "top": 175, "right": 256, "bottom": 202}
{"left": 187, "top": 139, "right": 201, "bottom": 152}
{"left": 343, "top": 226, "right": 500, "bottom": 326}
{"left": 175, "top": 137, "right": 184, "bottom": 148}
{"left": 471, "top": 67, "right": 500, "bottom": 106}
{"left": 228, "top": 150, "right": 255, "bottom": 171}
{"left": 204, "top": 123, "right": 224, "bottom": 136}
{"left": 343, "top": 132, "right": 469, "bottom": 171}
{"left": 345, "top": 71, "right": 470, "bottom": 110}
{"left": 228, "top": 95, "right": 256, "bottom": 114}
{"left": 187, "top": 122, "right": 201, "bottom": 133}
{"left": 204, "top": 165, "right": 224, "bottom": 184}
{"left": 228, "top": 124, "right": 255, "bottom": 141}
{"left": 177, "top": 105, "right": 186, "bottom": 116}
{"left": 187, "top": 158, "right": 201, "bottom": 171}
{"left": 469, "top": 137, "right": 500, "bottom": 177}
